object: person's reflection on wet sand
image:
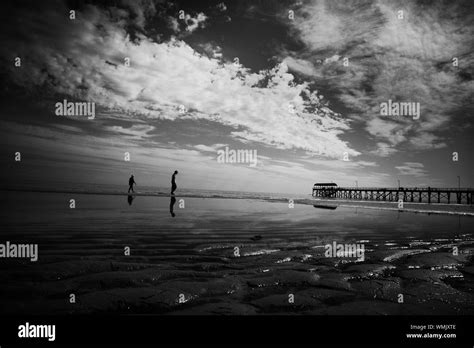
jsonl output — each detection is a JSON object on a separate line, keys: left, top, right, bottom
{"left": 127, "top": 195, "right": 135, "bottom": 206}
{"left": 170, "top": 196, "right": 176, "bottom": 217}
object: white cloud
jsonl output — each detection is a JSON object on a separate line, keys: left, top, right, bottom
{"left": 184, "top": 12, "right": 207, "bottom": 32}
{"left": 285, "top": 0, "right": 474, "bottom": 153}
{"left": 194, "top": 144, "right": 227, "bottom": 152}
{"left": 283, "top": 56, "right": 320, "bottom": 76}
{"left": 3, "top": 2, "right": 359, "bottom": 160}
{"left": 409, "top": 132, "right": 447, "bottom": 150}
{"left": 365, "top": 118, "right": 408, "bottom": 146}
{"left": 105, "top": 125, "right": 156, "bottom": 141}
{"left": 168, "top": 11, "right": 208, "bottom": 34}
{"left": 216, "top": 3, "right": 227, "bottom": 12}
{"left": 395, "top": 162, "right": 427, "bottom": 177}
{"left": 370, "top": 142, "right": 398, "bottom": 157}
{"left": 324, "top": 54, "right": 340, "bottom": 64}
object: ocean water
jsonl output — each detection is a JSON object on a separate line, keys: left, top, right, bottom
{"left": 0, "top": 191, "right": 473, "bottom": 315}
{"left": 3, "top": 181, "right": 304, "bottom": 200}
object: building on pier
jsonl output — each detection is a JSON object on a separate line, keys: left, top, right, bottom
{"left": 312, "top": 183, "right": 338, "bottom": 198}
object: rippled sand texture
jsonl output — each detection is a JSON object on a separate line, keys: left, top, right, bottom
{"left": 0, "top": 191, "right": 473, "bottom": 315}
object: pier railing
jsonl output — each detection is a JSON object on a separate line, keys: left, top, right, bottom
{"left": 312, "top": 186, "right": 474, "bottom": 204}
{"left": 339, "top": 187, "right": 472, "bottom": 191}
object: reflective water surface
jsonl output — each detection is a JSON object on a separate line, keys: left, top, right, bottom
{"left": 0, "top": 191, "right": 473, "bottom": 315}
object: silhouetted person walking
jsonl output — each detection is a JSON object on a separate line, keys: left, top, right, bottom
{"left": 171, "top": 170, "right": 178, "bottom": 195}
{"left": 128, "top": 175, "right": 136, "bottom": 193}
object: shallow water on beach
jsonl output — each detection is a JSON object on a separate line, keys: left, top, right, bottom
{"left": 0, "top": 191, "right": 473, "bottom": 315}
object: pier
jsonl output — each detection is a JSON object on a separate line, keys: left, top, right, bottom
{"left": 312, "top": 184, "right": 474, "bottom": 205}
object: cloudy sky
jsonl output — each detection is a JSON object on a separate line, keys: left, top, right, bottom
{"left": 0, "top": 0, "right": 473, "bottom": 194}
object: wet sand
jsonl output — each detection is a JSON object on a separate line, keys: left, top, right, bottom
{"left": 308, "top": 198, "right": 474, "bottom": 216}
{"left": 0, "top": 191, "right": 473, "bottom": 315}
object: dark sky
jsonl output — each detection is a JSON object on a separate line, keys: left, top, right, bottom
{"left": 0, "top": 0, "right": 473, "bottom": 193}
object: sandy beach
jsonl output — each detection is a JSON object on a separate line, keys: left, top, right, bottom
{"left": 0, "top": 190, "right": 473, "bottom": 315}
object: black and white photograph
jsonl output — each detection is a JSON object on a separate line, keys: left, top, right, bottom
{"left": 0, "top": 0, "right": 473, "bottom": 345}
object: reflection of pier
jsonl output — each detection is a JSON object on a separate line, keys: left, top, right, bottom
{"left": 312, "top": 184, "right": 473, "bottom": 204}
{"left": 313, "top": 204, "right": 338, "bottom": 210}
